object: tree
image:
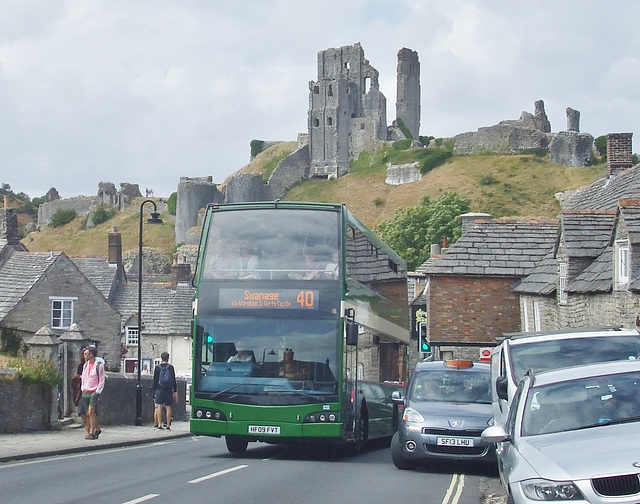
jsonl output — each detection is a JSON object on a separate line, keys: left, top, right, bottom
{"left": 375, "top": 191, "right": 470, "bottom": 270}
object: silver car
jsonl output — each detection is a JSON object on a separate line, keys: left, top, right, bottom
{"left": 391, "top": 360, "right": 495, "bottom": 470}
{"left": 483, "top": 359, "right": 640, "bottom": 504}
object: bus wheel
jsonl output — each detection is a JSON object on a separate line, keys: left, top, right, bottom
{"left": 225, "top": 435, "right": 248, "bottom": 454}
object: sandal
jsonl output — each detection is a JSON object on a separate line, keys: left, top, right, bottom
{"left": 95, "top": 429, "right": 102, "bottom": 438}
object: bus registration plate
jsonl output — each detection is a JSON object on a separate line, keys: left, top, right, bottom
{"left": 248, "top": 425, "right": 281, "bottom": 435}
{"left": 436, "top": 437, "right": 473, "bottom": 447}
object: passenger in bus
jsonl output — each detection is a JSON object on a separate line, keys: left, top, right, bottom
{"left": 289, "top": 252, "right": 324, "bottom": 279}
{"left": 235, "top": 245, "right": 260, "bottom": 279}
{"left": 205, "top": 238, "right": 234, "bottom": 278}
{"left": 227, "top": 350, "right": 256, "bottom": 363}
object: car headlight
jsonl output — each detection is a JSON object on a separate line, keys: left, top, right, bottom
{"left": 521, "top": 479, "right": 584, "bottom": 501}
{"left": 402, "top": 407, "right": 425, "bottom": 424}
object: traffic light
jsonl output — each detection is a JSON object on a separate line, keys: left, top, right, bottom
{"left": 418, "top": 322, "right": 430, "bottom": 354}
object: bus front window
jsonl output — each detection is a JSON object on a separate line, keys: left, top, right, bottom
{"left": 195, "top": 316, "right": 339, "bottom": 405}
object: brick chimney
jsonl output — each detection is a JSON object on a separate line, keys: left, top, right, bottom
{"left": 460, "top": 212, "right": 492, "bottom": 236}
{"left": 0, "top": 205, "right": 20, "bottom": 245}
{"left": 607, "top": 133, "right": 633, "bottom": 177}
{"left": 107, "top": 227, "right": 126, "bottom": 281}
{"left": 171, "top": 253, "right": 191, "bottom": 290}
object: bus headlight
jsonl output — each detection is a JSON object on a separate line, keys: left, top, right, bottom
{"left": 303, "top": 412, "right": 338, "bottom": 423}
{"left": 194, "top": 408, "right": 226, "bottom": 421}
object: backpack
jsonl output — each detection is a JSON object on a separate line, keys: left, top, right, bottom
{"left": 158, "top": 364, "right": 173, "bottom": 390}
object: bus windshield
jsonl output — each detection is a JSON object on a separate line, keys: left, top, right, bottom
{"left": 202, "top": 208, "right": 340, "bottom": 281}
{"left": 195, "top": 315, "right": 339, "bottom": 405}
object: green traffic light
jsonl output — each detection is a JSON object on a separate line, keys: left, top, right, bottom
{"left": 206, "top": 335, "right": 213, "bottom": 343}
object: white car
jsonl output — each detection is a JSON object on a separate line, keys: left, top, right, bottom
{"left": 483, "top": 359, "right": 640, "bottom": 504}
{"left": 490, "top": 327, "right": 640, "bottom": 428}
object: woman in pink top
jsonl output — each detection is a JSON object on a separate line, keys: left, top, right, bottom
{"left": 78, "top": 347, "right": 105, "bottom": 440}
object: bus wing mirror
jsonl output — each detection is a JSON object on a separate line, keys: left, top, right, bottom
{"left": 346, "top": 322, "right": 358, "bottom": 346}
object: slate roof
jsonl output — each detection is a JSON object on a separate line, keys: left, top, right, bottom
{"left": 563, "top": 164, "right": 640, "bottom": 210}
{"left": 561, "top": 211, "right": 616, "bottom": 258}
{"left": 110, "top": 281, "right": 194, "bottom": 335}
{"left": 416, "top": 218, "right": 559, "bottom": 277}
{"left": 567, "top": 246, "right": 613, "bottom": 294}
{"left": 513, "top": 252, "right": 558, "bottom": 295}
{"left": 71, "top": 257, "right": 119, "bottom": 300}
{"left": 0, "top": 251, "right": 62, "bottom": 319}
{"left": 619, "top": 201, "right": 640, "bottom": 244}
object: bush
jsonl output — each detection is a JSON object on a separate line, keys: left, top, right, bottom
{"left": 392, "top": 139, "right": 413, "bottom": 150}
{"left": 418, "top": 149, "right": 452, "bottom": 174}
{"left": 49, "top": 208, "right": 77, "bottom": 227}
{"left": 250, "top": 139, "right": 265, "bottom": 158}
{"left": 0, "top": 330, "right": 26, "bottom": 356}
{"left": 167, "top": 192, "right": 177, "bottom": 215}
{"left": 479, "top": 174, "right": 497, "bottom": 186}
{"left": 91, "top": 205, "right": 116, "bottom": 226}
{"left": 8, "top": 354, "right": 62, "bottom": 388}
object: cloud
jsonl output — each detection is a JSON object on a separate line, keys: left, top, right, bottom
{"left": 0, "top": 0, "right": 639, "bottom": 199}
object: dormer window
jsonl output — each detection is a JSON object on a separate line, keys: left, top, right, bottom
{"left": 615, "top": 240, "right": 630, "bottom": 287}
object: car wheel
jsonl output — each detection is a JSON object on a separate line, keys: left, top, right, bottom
{"left": 225, "top": 435, "right": 248, "bottom": 454}
{"left": 391, "top": 432, "right": 415, "bottom": 470}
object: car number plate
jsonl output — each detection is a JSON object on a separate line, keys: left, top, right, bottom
{"left": 436, "top": 436, "right": 473, "bottom": 446}
{"left": 248, "top": 425, "right": 280, "bottom": 435}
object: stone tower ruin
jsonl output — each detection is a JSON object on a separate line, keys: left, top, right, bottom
{"left": 308, "top": 43, "right": 388, "bottom": 178}
{"left": 396, "top": 48, "right": 420, "bottom": 140}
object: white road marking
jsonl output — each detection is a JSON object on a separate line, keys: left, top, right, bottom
{"left": 188, "top": 464, "right": 248, "bottom": 484}
{"left": 121, "top": 494, "right": 159, "bottom": 504}
{"left": 442, "top": 474, "right": 465, "bottom": 504}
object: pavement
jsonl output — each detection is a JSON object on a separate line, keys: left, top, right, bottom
{"left": 0, "top": 419, "right": 192, "bottom": 463}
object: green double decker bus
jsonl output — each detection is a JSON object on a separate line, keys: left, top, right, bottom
{"left": 190, "top": 201, "right": 409, "bottom": 453}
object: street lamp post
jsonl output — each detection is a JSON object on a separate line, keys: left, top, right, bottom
{"left": 136, "top": 199, "right": 163, "bottom": 426}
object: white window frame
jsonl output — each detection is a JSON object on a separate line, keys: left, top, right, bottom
{"left": 49, "top": 296, "right": 76, "bottom": 329}
{"left": 126, "top": 326, "right": 139, "bottom": 346}
{"left": 616, "top": 241, "right": 630, "bottom": 286}
{"left": 522, "top": 299, "right": 529, "bottom": 332}
{"left": 533, "top": 301, "right": 541, "bottom": 332}
{"left": 558, "top": 263, "right": 568, "bottom": 305}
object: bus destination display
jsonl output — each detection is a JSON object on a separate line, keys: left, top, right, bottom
{"left": 218, "top": 288, "right": 319, "bottom": 310}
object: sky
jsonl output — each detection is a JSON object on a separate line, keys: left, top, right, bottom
{"left": 1, "top": 1, "right": 639, "bottom": 199}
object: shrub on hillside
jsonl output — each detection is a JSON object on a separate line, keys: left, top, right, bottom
{"left": 419, "top": 149, "right": 452, "bottom": 174}
{"left": 91, "top": 205, "right": 116, "bottom": 226}
{"left": 49, "top": 208, "right": 77, "bottom": 227}
{"left": 168, "top": 192, "right": 177, "bottom": 215}
{"left": 250, "top": 139, "right": 265, "bottom": 158}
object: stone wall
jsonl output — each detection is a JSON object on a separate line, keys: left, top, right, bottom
{"left": 175, "top": 177, "right": 221, "bottom": 245}
{"left": 0, "top": 371, "right": 188, "bottom": 432}
{"left": 37, "top": 196, "right": 95, "bottom": 229}
{"left": 0, "top": 370, "right": 54, "bottom": 433}
{"left": 262, "top": 145, "right": 310, "bottom": 200}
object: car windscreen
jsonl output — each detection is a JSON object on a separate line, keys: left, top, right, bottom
{"left": 510, "top": 335, "right": 640, "bottom": 382}
{"left": 521, "top": 370, "right": 640, "bottom": 436}
{"left": 409, "top": 369, "right": 491, "bottom": 404}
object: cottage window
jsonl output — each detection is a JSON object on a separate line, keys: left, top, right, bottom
{"left": 50, "top": 297, "right": 75, "bottom": 329}
{"left": 533, "top": 301, "right": 541, "bottom": 331}
{"left": 616, "top": 242, "right": 630, "bottom": 286}
{"left": 126, "top": 326, "right": 139, "bottom": 346}
{"left": 558, "top": 263, "right": 567, "bottom": 305}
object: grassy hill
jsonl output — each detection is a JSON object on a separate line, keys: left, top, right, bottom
{"left": 19, "top": 143, "right": 607, "bottom": 259}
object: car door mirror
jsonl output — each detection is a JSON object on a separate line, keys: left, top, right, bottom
{"left": 496, "top": 376, "right": 508, "bottom": 401}
{"left": 391, "top": 390, "right": 404, "bottom": 403}
{"left": 481, "top": 425, "right": 510, "bottom": 444}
